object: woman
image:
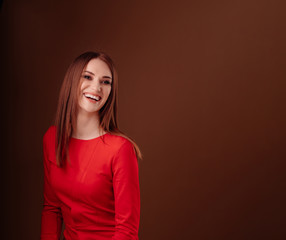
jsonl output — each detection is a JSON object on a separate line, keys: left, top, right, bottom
{"left": 40, "top": 51, "right": 142, "bottom": 240}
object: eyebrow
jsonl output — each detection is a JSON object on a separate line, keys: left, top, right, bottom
{"left": 84, "top": 71, "right": 112, "bottom": 80}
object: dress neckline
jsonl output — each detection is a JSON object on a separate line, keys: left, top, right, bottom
{"left": 70, "top": 133, "right": 109, "bottom": 141}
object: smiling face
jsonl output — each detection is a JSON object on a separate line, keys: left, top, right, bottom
{"left": 78, "top": 58, "right": 112, "bottom": 115}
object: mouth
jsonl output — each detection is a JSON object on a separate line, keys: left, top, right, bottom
{"left": 83, "top": 93, "right": 101, "bottom": 102}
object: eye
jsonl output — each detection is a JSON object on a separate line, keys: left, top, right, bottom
{"left": 83, "top": 75, "right": 92, "bottom": 80}
{"left": 102, "top": 80, "right": 111, "bottom": 85}
{"left": 103, "top": 80, "right": 111, "bottom": 85}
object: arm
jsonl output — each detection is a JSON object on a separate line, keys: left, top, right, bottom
{"left": 112, "top": 141, "right": 140, "bottom": 240}
{"left": 40, "top": 133, "right": 63, "bottom": 240}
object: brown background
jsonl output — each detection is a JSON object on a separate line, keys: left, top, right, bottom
{"left": 1, "top": 0, "right": 286, "bottom": 239}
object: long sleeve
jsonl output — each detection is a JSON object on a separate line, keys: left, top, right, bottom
{"left": 40, "top": 133, "right": 63, "bottom": 240}
{"left": 112, "top": 141, "right": 140, "bottom": 240}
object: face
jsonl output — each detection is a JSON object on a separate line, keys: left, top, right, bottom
{"left": 78, "top": 58, "right": 112, "bottom": 115}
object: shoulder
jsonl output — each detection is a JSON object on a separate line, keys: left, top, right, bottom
{"left": 43, "top": 125, "right": 56, "bottom": 137}
{"left": 43, "top": 125, "right": 57, "bottom": 148}
{"left": 106, "top": 134, "right": 138, "bottom": 171}
{"left": 104, "top": 133, "right": 135, "bottom": 155}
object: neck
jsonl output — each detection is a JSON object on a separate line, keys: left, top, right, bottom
{"left": 72, "top": 110, "right": 105, "bottom": 139}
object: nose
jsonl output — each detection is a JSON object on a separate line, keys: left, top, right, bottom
{"left": 91, "top": 79, "right": 102, "bottom": 92}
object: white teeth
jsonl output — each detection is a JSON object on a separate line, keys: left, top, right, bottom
{"left": 84, "top": 93, "right": 100, "bottom": 101}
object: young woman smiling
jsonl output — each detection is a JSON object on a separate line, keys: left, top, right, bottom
{"left": 40, "top": 51, "right": 142, "bottom": 240}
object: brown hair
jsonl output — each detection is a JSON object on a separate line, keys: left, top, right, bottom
{"left": 54, "top": 51, "right": 142, "bottom": 167}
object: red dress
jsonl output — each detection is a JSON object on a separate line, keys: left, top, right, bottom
{"left": 40, "top": 126, "right": 140, "bottom": 240}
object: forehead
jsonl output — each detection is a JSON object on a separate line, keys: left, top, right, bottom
{"left": 84, "top": 58, "right": 112, "bottom": 76}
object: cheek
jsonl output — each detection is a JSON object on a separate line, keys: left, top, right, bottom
{"left": 80, "top": 80, "right": 87, "bottom": 91}
{"left": 105, "top": 88, "right": 112, "bottom": 98}
{"left": 80, "top": 84, "right": 84, "bottom": 91}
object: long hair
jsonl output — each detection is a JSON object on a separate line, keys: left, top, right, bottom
{"left": 54, "top": 51, "right": 142, "bottom": 167}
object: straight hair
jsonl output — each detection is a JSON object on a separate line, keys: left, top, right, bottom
{"left": 54, "top": 51, "right": 142, "bottom": 167}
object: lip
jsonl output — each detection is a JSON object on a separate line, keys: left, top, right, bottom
{"left": 84, "top": 92, "right": 102, "bottom": 99}
{"left": 83, "top": 92, "right": 102, "bottom": 103}
{"left": 85, "top": 97, "right": 98, "bottom": 104}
